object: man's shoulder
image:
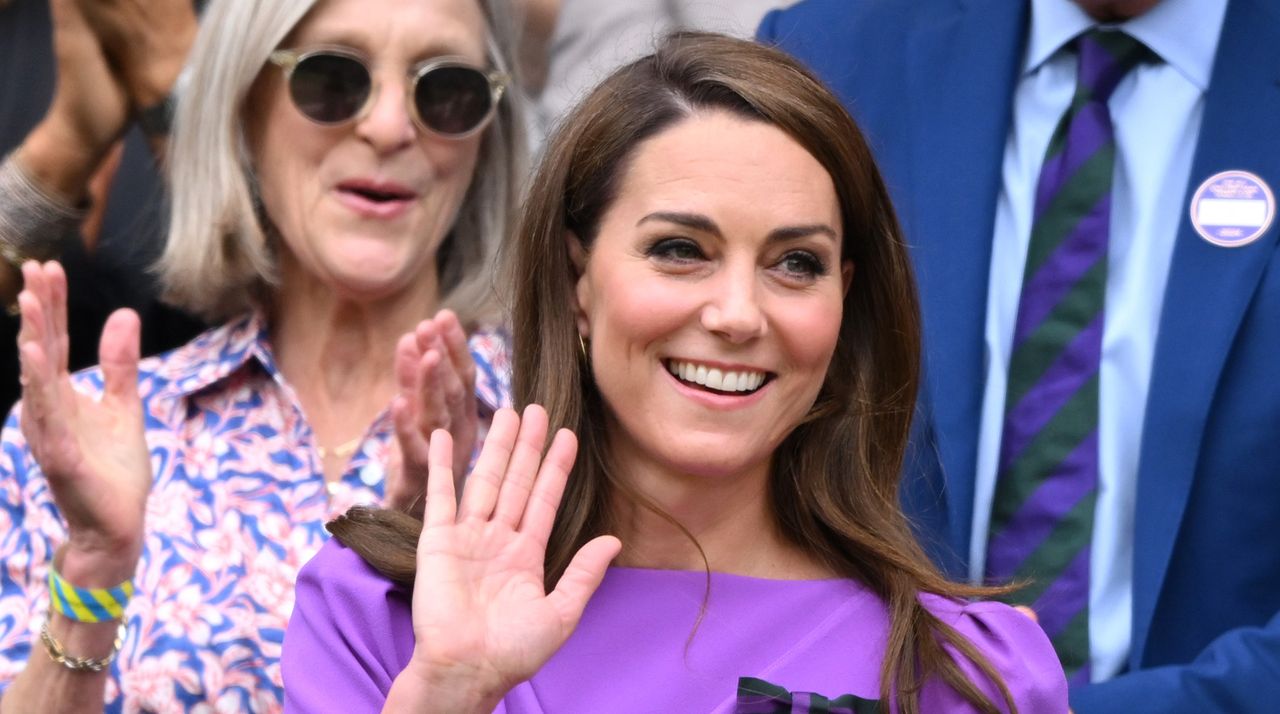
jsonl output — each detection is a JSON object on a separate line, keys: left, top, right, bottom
{"left": 759, "top": 0, "right": 946, "bottom": 46}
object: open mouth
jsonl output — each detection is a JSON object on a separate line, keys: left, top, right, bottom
{"left": 336, "top": 182, "right": 417, "bottom": 204}
{"left": 664, "top": 359, "right": 772, "bottom": 396}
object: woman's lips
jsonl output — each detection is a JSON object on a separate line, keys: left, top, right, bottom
{"left": 662, "top": 362, "right": 773, "bottom": 410}
{"left": 334, "top": 180, "right": 418, "bottom": 219}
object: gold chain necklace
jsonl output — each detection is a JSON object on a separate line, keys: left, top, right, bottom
{"left": 316, "top": 437, "right": 362, "bottom": 461}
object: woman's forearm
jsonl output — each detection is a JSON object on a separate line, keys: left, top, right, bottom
{"left": 0, "top": 616, "right": 121, "bottom": 714}
{"left": 0, "top": 545, "right": 139, "bottom": 714}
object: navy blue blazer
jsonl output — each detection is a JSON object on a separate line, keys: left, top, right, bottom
{"left": 761, "top": 1, "right": 1280, "bottom": 711}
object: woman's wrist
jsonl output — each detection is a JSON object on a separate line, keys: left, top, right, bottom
{"left": 0, "top": 149, "right": 85, "bottom": 272}
{"left": 57, "top": 540, "right": 142, "bottom": 591}
{"left": 384, "top": 658, "right": 507, "bottom": 713}
{"left": 18, "top": 118, "right": 108, "bottom": 205}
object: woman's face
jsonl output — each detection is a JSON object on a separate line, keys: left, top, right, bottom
{"left": 248, "top": 0, "right": 489, "bottom": 302}
{"left": 575, "top": 111, "right": 852, "bottom": 482}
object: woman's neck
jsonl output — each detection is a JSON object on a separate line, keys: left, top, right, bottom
{"left": 270, "top": 256, "right": 441, "bottom": 464}
{"left": 606, "top": 437, "right": 832, "bottom": 580}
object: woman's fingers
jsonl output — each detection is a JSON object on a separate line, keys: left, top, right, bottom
{"left": 394, "top": 331, "right": 422, "bottom": 398}
{"left": 18, "top": 341, "right": 53, "bottom": 430}
{"left": 490, "top": 406, "right": 549, "bottom": 527}
{"left": 22, "top": 262, "right": 71, "bottom": 376}
{"left": 16, "top": 287, "right": 44, "bottom": 357}
{"left": 457, "top": 408, "right": 519, "bottom": 521}
{"left": 18, "top": 340, "right": 77, "bottom": 475}
{"left": 20, "top": 264, "right": 51, "bottom": 360}
{"left": 423, "top": 429, "right": 458, "bottom": 528}
{"left": 432, "top": 342, "right": 468, "bottom": 421}
{"left": 518, "top": 428, "right": 578, "bottom": 548}
{"left": 46, "top": 262, "right": 69, "bottom": 371}
{"left": 392, "top": 395, "right": 432, "bottom": 472}
{"left": 389, "top": 395, "right": 432, "bottom": 513}
{"left": 21, "top": 262, "right": 67, "bottom": 374}
{"left": 98, "top": 308, "right": 140, "bottom": 408}
{"left": 546, "top": 535, "right": 621, "bottom": 631}
{"left": 434, "top": 311, "right": 477, "bottom": 390}
{"left": 417, "top": 349, "right": 449, "bottom": 433}
{"left": 17, "top": 291, "right": 60, "bottom": 424}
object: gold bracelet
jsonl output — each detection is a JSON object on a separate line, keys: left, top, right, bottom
{"left": 39, "top": 619, "right": 126, "bottom": 673}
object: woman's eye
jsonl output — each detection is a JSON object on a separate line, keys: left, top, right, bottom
{"left": 775, "top": 250, "right": 828, "bottom": 280}
{"left": 647, "top": 238, "right": 705, "bottom": 263}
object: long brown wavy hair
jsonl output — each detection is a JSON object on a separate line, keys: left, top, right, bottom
{"left": 331, "top": 32, "right": 1016, "bottom": 714}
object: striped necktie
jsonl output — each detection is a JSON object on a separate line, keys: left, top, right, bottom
{"left": 985, "top": 29, "right": 1152, "bottom": 684}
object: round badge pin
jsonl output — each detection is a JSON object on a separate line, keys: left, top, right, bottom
{"left": 1189, "top": 170, "right": 1275, "bottom": 248}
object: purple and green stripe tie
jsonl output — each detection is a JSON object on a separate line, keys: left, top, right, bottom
{"left": 985, "top": 29, "right": 1152, "bottom": 684}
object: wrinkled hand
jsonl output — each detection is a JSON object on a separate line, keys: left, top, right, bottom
{"left": 386, "top": 406, "right": 620, "bottom": 711}
{"left": 17, "top": 262, "right": 150, "bottom": 580}
{"left": 386, "top": 310, "right": 478, "bottom": 514}
{"left": 73, "top": 0, "right": 197, "bottom": 108}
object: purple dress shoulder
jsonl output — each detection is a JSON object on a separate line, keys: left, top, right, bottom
{"left": 283, "top": 539, "right": 1067, "bottom": 713}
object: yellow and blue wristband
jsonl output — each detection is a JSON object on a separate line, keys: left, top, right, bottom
{"left": 47, "top": 567, "right": 134, "bottom": 623}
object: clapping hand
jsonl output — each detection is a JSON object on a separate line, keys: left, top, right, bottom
{"left": 16, "top": 261, "right": 150, "bottom": 584}
{"left": 383, "top": 406, "right": 621, "bottom": 712}
{"left": 72, "top": 0, "right": 197, "bottom": 110}
{"left": 385, "top": 310, "right": 478, "bottom": 515}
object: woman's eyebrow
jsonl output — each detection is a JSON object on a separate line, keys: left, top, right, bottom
{"left": 638, "top": 212, "right": 838, "bottom": 245}
{"left": 767, "top": 224, "right": 839, "bottom": 244}
{"left": 636, "top": 211, "right": 721, "bottom": 237}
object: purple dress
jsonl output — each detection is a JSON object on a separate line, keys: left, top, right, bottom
{"left": 282, "top": 540, "right": 1067, "bottom": 713}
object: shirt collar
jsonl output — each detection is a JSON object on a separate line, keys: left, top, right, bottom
{"left": 1026, "top": 0, "right": 1228, "bottom": 91}
{"left": 154, "top": 312, "right": 280, "bottom": 399}
{"left": 154, "top": 313, "right": 509, "bottom": 414}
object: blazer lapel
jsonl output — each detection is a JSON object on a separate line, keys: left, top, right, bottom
{"left": 1130, "top": 0, "right": 1280, "bottom": 665}
{"left": 903, "top": 0, "right": 1029, "bottom": 561}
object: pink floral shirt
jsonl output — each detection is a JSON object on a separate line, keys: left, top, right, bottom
{"left": 0, "top": 313, "right": 510, "bottom": 713}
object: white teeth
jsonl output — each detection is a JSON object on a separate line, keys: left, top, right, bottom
{"left": 665, "top": 360, "right": 767, "bottom": 393}
{"left": 706, "top": 368, "right": 724, "bottom": 390}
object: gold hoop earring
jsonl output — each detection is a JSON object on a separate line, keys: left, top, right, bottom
{"left": 578, "top": 333, "right": 589, "bottom": 362}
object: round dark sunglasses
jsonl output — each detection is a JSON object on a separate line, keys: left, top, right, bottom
{"left": 267, "top": 47, "right": 508, "bottom": 139}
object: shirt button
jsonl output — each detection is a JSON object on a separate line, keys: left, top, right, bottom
{"left": 360, "top": 463, "right": 385, "bottom": 487}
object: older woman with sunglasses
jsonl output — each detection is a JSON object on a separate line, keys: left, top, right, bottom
{"left": 0, "top": 0, "right": 524, "bottom": 711}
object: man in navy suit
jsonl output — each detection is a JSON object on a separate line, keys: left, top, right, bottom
{"left": 761, "top": 0, "right": 1280, "bottom": 710}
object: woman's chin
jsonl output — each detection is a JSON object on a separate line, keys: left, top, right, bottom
{"left": 315, "top": 248, "right": 431, "bottom": 302}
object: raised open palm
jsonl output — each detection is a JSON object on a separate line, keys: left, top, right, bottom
{"left": 16, "top": 261, "right": 150, "bottom": 568}
{"left": 386, "top": 406, "right": 620, "bottom": 711}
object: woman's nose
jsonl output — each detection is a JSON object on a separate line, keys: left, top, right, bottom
{"left": 354, "top": 77, "right": 416, "bottom": 154}
{"left": 699, "top": 266, "right": 767, "bottom": 343}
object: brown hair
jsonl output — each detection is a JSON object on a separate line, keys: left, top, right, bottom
{"left": 331, "top": 32, "right": 1015, "bottom": 713}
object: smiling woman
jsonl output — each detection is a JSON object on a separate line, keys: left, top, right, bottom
{"left": 0, "top": 0, "right": 524, "bottom": 711}
{"left": 283, "top": 32, "right": 1068, "bottom": 714}
{"left": 571, "top": 113, "right": 849, "bottom": 489}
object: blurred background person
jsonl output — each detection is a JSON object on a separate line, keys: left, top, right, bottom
{"left": 284, "top": 33, "right": 1067, "bottom": 714}
{"left": 0, "top": 0, "right": 205, "bottom": 416}
{"left": 763, "top": 0, "right": 1280, "bottom": 711}
{"left": 0, "top": 0, "right": 525, "bottom": 710}
{"left": 529, "top": 0, "right": 793, "bottom": 143}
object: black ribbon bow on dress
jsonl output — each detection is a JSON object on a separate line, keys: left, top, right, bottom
{"left": 735, "top": 677, "right": 882, "bottom": 714}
